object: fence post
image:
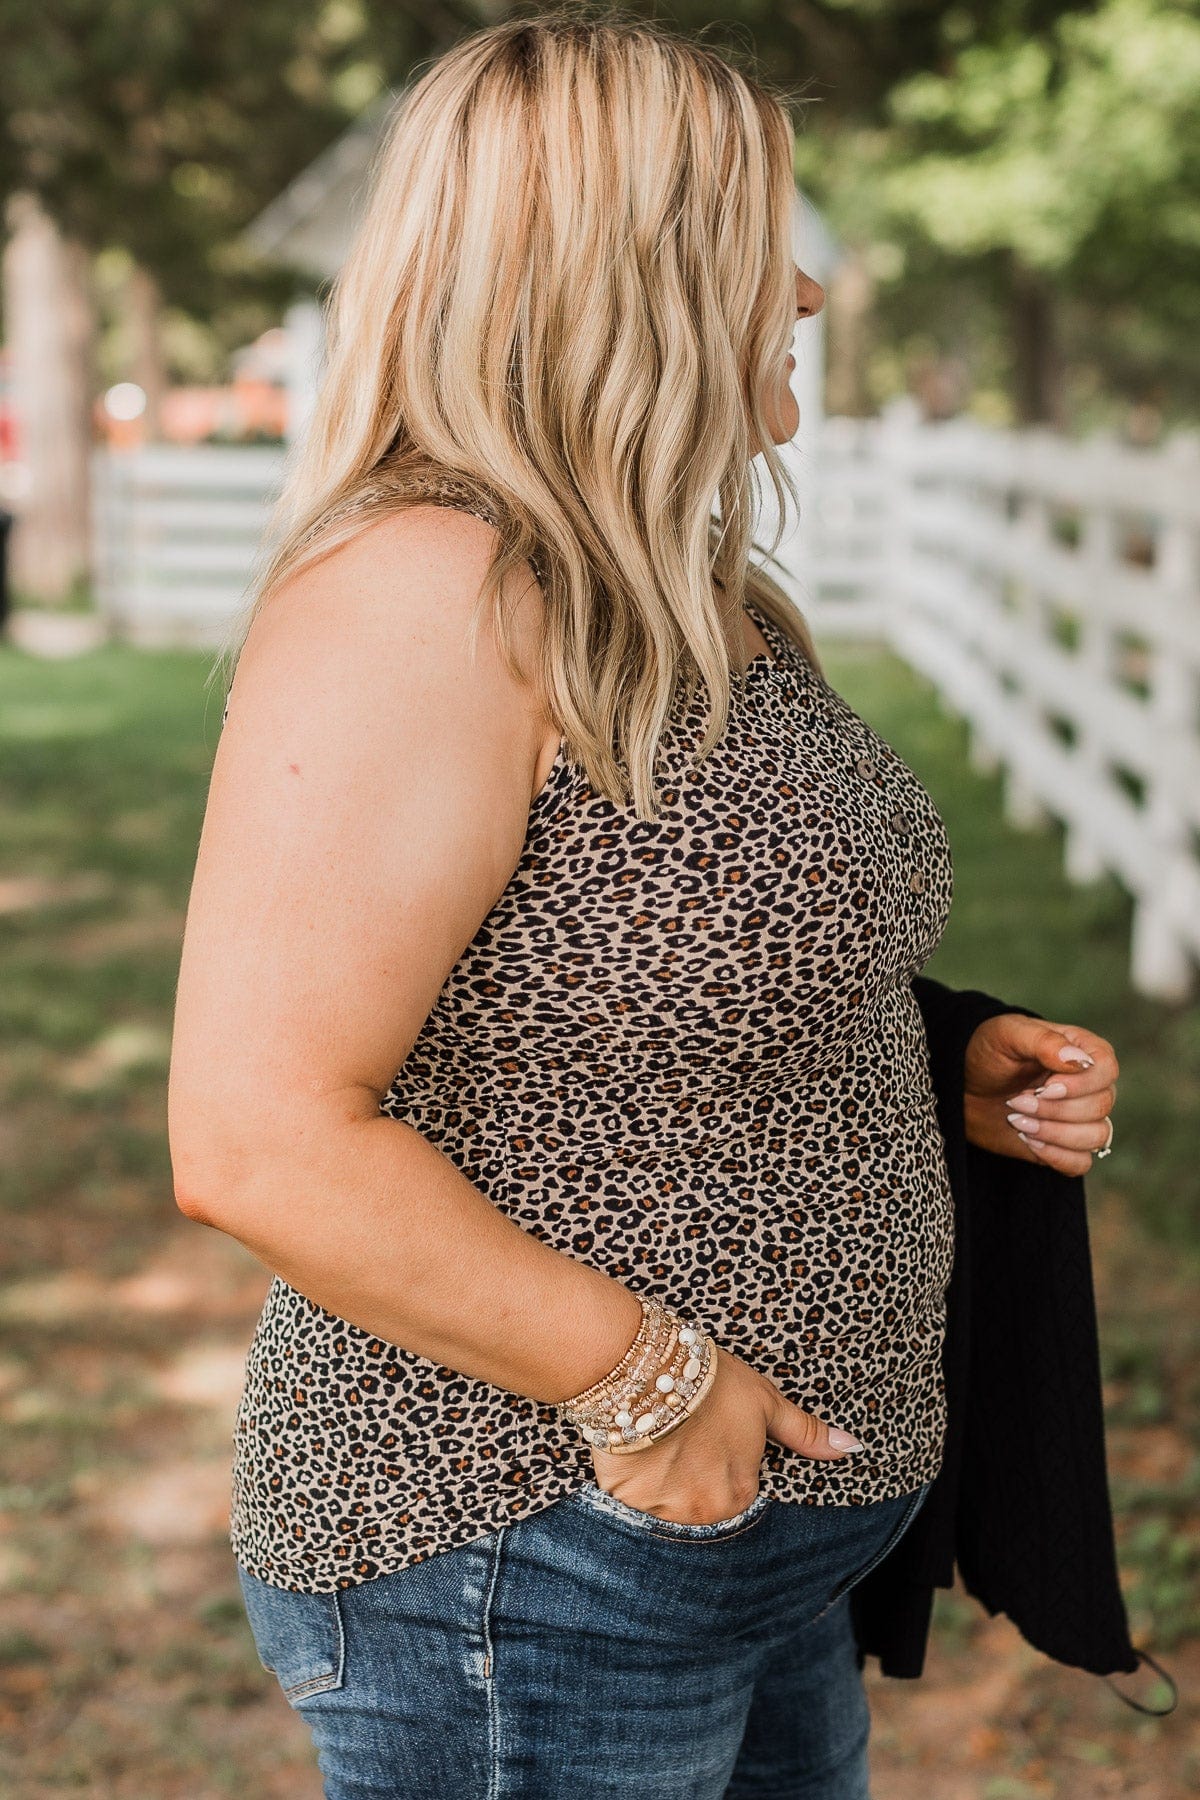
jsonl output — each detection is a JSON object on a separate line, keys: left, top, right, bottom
{"left": 1064, "top": 446, "right": 1117, "bottom": 886}
{"left": 966, "top": 437, "right": 1003, "bottom": 779}
{"left": 1130, "top": 434, "right": 1199, "bottom": 1000}
{"left": 1003, "top": 462, "right": 1053, "bottom": 833}
{"left": 876, "top": 397, "right": 920, "bottom": 659}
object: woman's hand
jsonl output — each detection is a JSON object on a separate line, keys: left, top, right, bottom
{"left": 963, "top": 1013, "right": 1118, "bottom": 1176}
{"left": 588, "top": 1345, "right": 862, "bottom": 1526}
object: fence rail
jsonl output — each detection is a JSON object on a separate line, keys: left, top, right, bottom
{"left": 91, "top": 414, "right": 1200, "bottom": 999}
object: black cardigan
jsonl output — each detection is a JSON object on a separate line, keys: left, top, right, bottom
{"left": 849, "top": 974, "right": 1140, "bottom": 1681}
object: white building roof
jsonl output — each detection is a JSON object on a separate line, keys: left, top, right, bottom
{"left": 245, "top": 93, "right": 394, "bottom": 281}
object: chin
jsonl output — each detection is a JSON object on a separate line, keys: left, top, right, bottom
{"left": 767, "top": 395, "right": 801, "bottom": 447}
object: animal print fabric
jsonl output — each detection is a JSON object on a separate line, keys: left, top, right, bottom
{"left": 224, "top": 490, "right": 956, "bottom": 1593}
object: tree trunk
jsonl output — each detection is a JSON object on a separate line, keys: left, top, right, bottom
{"left": 1010, "top": 258, "right": 1065, "bottom": 429}
{"left": 2, "top": 192, "right": 96, "bottom": 604}
{"left": 127, "top": 263, "right": 167, "bottom": 441}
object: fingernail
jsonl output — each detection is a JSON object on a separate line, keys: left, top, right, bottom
{"left": 1007, "top": 1092, "right": 1039, "bottom": 1114}
{"left": 1058, "top": 1046, "right": 1094, "bottom": 1067}
{"left": 1008, "top": 1111, "right": 1039, "bottom": 1133}
{"left": 828, "top": 1428, "right": 864, "bottom": 1452}
{"left": 1034, "top": 1080, "right": 1069, "bottom": 1098}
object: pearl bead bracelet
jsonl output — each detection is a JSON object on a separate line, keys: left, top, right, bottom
{"left": 555, "top": 1294, "right": 719, "bottom": 1455}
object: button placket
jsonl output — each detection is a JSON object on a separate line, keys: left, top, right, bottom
{"left": 849, "top": 752, "right": 927, "bottom": 897}
{"left": 874, "top": 795, "right": 927, "bottom": 896}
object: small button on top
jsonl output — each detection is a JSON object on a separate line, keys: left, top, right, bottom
{"left": 909, "top": 869, "right": 927, "bottom": 892}
{"left": 854, "top": 755, "right": 877, "bottom": 780}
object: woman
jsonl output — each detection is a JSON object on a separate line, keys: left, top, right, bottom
{"left": 169, "top": 15, "right": 1119, "bottom": 1797}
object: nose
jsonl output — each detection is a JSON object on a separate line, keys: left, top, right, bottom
{"left": 795, "top": 268, "right": 825, "bottom": 321}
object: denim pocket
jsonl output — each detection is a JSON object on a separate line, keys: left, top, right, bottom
{"left": 819, "top": 1479, "right": 933, "bottom": 1613}
{"left": 236, "top": 1565, "right": 346, "bottom": 1705}
{"left": 571, "top": 1481, "right": 772, "bottom": 1544}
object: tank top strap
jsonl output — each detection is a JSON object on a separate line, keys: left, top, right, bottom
{"left": 398, "top": 473, "right": 548, "bottom": 589}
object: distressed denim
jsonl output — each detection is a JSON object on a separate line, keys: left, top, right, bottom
{"left": 236, "top": 1478, "right": 932, "bottom": 1799}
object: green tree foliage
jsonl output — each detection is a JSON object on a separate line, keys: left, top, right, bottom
{"left": 0, "top": 0, "right": 469, "bottom": 362}
{"left": 887, "top": 0, "right": 1199, "bottom": 278}
{"left": 795, "top": 0, "right": 1200, "bottom": 425}
{"left": 1, "top": 0, "right": 1195, "bottom": 419}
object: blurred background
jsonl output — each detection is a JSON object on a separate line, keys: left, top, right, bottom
{"left": 0, "top": 2, "right": 1197, "bottom": 1794}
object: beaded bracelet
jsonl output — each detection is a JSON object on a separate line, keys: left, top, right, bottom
{"left": 556, "top": 1294, "right": 719, "bottom": 1455}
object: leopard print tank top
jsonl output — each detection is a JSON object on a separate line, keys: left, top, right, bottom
{"left": 223, "top": 487, "right": 956, "bottom": 1593}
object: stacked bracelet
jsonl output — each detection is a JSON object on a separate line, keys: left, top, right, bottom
{"left": 555, "top": 1295, "right": 719, "bottom": 1455}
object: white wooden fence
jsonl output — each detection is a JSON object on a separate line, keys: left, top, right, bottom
{"left": 806, "top": 403, "right": 1200, "bottom": 1001}
{"left": 91, "top": 445, "right": 285, "bottom": 647}
{"left": 90, "top": 415, "right": 1200, "bottom": 999}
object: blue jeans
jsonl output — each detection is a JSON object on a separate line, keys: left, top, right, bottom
{"left": 236, "top": 1478, "right": 932, "bottom": 1799}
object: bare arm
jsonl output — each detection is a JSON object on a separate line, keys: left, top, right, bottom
{"left": 168, "top": 505, "right": 642, "bottom": 1404}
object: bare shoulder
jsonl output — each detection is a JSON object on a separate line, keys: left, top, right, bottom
{"left": 241, "top": 502, "right": 547, "bottom": 713}
{"left": 223, "top": 502, "right": 554, "bottom": 804}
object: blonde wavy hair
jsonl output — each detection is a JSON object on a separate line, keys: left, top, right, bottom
{"left": 214, "top": 8, "right": 821, "bottom": 821}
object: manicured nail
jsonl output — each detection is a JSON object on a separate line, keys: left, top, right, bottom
{"left": 828, "top": 1428, "right": 864, "bottom": 1453}
{"left": 1008, "top": 1112, "right": 1039, "bottom": 1133}
{"left": 1008, "top": 1092, "right": 1039, "bottom": 1114}
{"left": 1058, "top": 1046, "right": 1094, "bottom": 1067}
{"left": 1034, "top": 1080, "right": 1069, "bottom": 1099}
